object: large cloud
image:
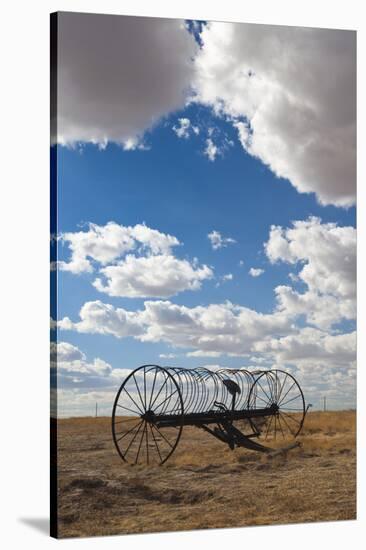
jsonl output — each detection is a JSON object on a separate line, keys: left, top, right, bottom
{"left": 193, "top": 22, "right": 356, "bottom": 206}
{"left": 58, "top": 298, "right": 293, "bottom": 355}
{"left": 56, "top": 13, "right": 197, "bottom": 146}
{"left": 57, "top": 298, "right": 356, "bottom": 384}
{"left": 266, "top": 217, "right": 356, "bottom": 328}
{"left": 56, "top": 15, "right": 355, "bottom": 206}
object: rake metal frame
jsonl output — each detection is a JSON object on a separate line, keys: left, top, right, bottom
{"left": 112, "top": 365, "right": 310, "bottom": 465}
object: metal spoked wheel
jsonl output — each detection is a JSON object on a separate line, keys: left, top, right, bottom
{"left": 248, "top": 369, "right": 306, "bottom": 443}
{"left": 112, "top": 365, "right": 184, "bottom": 465}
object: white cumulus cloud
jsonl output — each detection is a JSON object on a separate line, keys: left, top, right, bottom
{"left": 193, "top": 22, "right": 356, "bottom": 206}
{"left": 265, "top": 217, "right": 356, "bottom": 329}
{"left": 204, "top": 138, "right": 218, "bottom": 161}
{"left": 93, "top": 254, "right": 213, "bottom": 298}
{"left": 249, "top": 268, "right": 264, "bottom": 277}
{"left": 255, "top": 328, "right": 356, "bottom": 369}
{"left": 57, "top": 221, "right": 212, "bottom": 298}
{"left": 208, "top": 230, "right": 236, "bottom": 250}
{"left": 172, "top": 118, "right": 199, "bottom": 138}
{"left": 58, "top": 221, "right": 179, "bottom": 274}
{"left": 58, "top": 299, "right": 293, "bottom": 356}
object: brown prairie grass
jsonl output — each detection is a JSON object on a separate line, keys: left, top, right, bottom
{"left": 55, "top": 410, "right": 356, "bottom": 538}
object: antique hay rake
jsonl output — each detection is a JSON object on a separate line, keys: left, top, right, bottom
{"left": 112, "top": 365, "right": 310, "bottom": 465}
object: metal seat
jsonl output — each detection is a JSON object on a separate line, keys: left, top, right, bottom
{"left": 222, "top": 379, "right": 241, "bottom": 410}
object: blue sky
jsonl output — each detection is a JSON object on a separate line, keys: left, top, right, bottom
{"left": 52, "top": 14, "right": 356, "bottom": 415}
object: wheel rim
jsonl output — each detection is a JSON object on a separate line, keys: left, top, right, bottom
{"left": 112, "top": 365, "right": 184, "bottom": 465}
{"left": 248, "top": 369, "right": 306, "bottom": 442}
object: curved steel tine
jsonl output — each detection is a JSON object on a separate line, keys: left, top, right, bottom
{"left": 167, "top": 368, "right": 185, "bottom": 413}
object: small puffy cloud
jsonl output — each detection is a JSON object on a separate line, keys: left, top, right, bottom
{"left": 208, "top": 230, "right": 236, "bottom": 250}
{"left": 204, "top": 138, "right": 218, "bottom": 161}
{"left": 122, "top": 137, "right": 149, "bottom": 151}
{"left": 56, "top": 13, "right": 197, "bottom": 147}
{"left": 249, "top": 268, "right": 264, "bottom": 277}
{"left": 216, "top": 273, "right": 233, "bottom": 287}
{"left": 93, "top": 254, "right": 213, "bottom": 298}
{"left": 187, "top": 350, "right": 222, "bottom": 357}
{"left": 172, "top": 118, "right": 199, "bottom": 138}
{"left": 193, "top": 22, "right": 356, "bottom": 206}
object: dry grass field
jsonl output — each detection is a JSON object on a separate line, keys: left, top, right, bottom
{"left": 55, "top": 410, "right": 356, "bottom": 538}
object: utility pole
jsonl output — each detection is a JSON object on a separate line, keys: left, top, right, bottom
{"left": 323, "top": 396, "right": 326, "bottom": 412}
{"left": 95, "top": 402, "right": 98, "bottom": 418}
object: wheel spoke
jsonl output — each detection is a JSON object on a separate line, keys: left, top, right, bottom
{"left": 255, "top": 393, "right": 271, "bottom": 406}
{"left": 274, "top": 414, "right": 277, "bottom": 440}
{"left": 149, "top": 424, "right": 163, "bottom": 462}
{"left": 274, "top": 372, "right": 279, "bottom": 403}
{"left": 154, "top": 388, "right": 179, "bottom": 413}
{"left": 114, "top": 416, "right": 140, "bottom": 425}
{"left": 134, "top": 422, "right": 147, "bottom": 464}
{"left": 278, "top": 412, "right": 296, "bottom": 437}
{"left": 133, "top": 374, "right": 146, "bottom": 412}
{"left": 123, "top": 420, "right": 144, "bottom": 458}
{"left": 122, "top": 387, "right": 144, "bottom": 414}
{"left": 116, "top": 419, "right": 143, "bottom": 442}
{"left": 150, "top": 377, "right": 169, "bottom": 410}
{"left": 256, "top": 379, "right": 272, "bottom": 403}
{"left": 277, "top": 415, "right": 286, "bottom": 439}
{"left": 143, "top": 367, "right": 147, "bottom": 410}
{"left": 117, "top": 403, "right": 140, "bottom": 416}
{"left": 277, "top": 373, "right": 288, "bottom": 403}
{"left": 280, "top": 393, "right": 302, "bottom": 407}
{"left": 280, "top": 410, "right": 301, "bottom": 426}
{"left": 278, "top": 381, "right": 296, "bottom": 405}
{"left": 148, "top": 368, "right": 158, "bottom": 410}
{"left": 265, "top": 414, "right": 274, "bottom": 440}
{"left": 145, "top": 419, "right": 149, "bottom": 465}
{"left": 152, "top": 424, "right": 174, "bottom": 449}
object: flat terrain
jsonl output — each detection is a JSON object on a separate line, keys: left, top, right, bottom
{"left": 55, "top": 411, "right": 356, "bottom": 538}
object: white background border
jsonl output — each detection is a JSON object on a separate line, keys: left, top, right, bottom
{"left": 0, "top": 0, "right": 365, "bottom": 547}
